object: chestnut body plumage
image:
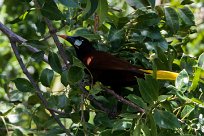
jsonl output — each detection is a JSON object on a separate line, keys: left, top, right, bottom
{"left": 59, "top": 35, "right": 178, "bottom": 88}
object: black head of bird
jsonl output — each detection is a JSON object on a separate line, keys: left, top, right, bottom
{"left": 58, "top": 35, "right": 95, "bottom": 60}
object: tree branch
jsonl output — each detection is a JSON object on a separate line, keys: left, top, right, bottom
{"left": 103, "top": 87, "right": 145, "bottom": 113}
{"left": 9, "top": 40, "right": 69, "bottom": 133}
{"left": 0, "top": 22, "right": 48, "bottom": 63}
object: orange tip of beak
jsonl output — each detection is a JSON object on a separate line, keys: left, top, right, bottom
{"left": 58, "top": 35, "right": 67, "bottom": 40}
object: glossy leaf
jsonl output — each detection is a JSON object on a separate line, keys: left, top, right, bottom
{"left": 137, "top": 75, "right": 159, "bottom": 104}
{"left": 178, "top": 7, "right": 195, "bottom": 27}
{"left": 149, "top": 113, "right": 157, "bottom": 136}
{"left": 81, "top": 0, "right": 98, "bottom": 20}
{"left": 165, "top": 7, "right": 179, "bottom": 34}
{"left": 198, "top": 53, "right": 204, "bottom": 69}
{"left": 41, "top": 0, "right": 64, "bottom": 20}
{"left": 73, "top": 28, "right": 100, "bottom": 40}
{"left": 167, "top": 85, "right": 189, "bottom": 100}
{"left": 14, "top": 78, "right": 34, "bottom": 92}
{"left": 153, "top": 109, "right": 181, "bottom": 129}
{"left": 48, "top": 52, "right": 62, "bottom": 73}
{"left": 126, "top": 94, "right": 147, "bottom": 109}
{"left": 175, "top": 69, "right": 189, "bottom": 93}
{"left": 137, "top": 13, "right": 160, "bottom": 26}
{"left": 58, "top": 0, "right": 78, "bottom": 8}
{"left": 61, "top": 70, "right": 69, "bottom": 86}
{"left": 68, "top": 66, "right": 84, "bottom": 84}
{"left": 40, "top": 68, "right": 54, "bottom": 87}
{"left": 125, "top": 0, "right": 148, "bottom": 8}
{"left": 190, "top": 68, "right": 201, "bottom": 91}
{"left": 181, "top": 105, "right": 194, "bottom": 119}
{"left": 108, "top": 28, "right": 125, "bottom": 49}
{"left": 31, "top": 51, "right": 45, "bottom": 62}
{"left": 180, "top": 55, "right": 197, "bottom": 74}
{"left": 113, "top": 120, "right": 132, "bottom": 131}
{"left": 96, "top": 0, "right": 108, "bottom": 25}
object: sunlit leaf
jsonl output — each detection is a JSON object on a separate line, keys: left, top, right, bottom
{"left": 198, "top": 53, "right": 204, "bottom": 69}
{"left": 175, "top": 69, "right": 189, "bottom": 93}
{"left": 181, "top": 105, "right": 194, "bottom": 119}
{"left": 153, "top": 109, "right": 181, "bottom": 129}
{"left": 9, "top": 9, "right": 32, "bottom": 24}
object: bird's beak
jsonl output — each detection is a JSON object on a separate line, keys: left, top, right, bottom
{"left": 58, "top": 35, "right": 75, "bottom": 44}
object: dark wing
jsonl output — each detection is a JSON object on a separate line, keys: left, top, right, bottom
{"left": 83, "top": 51, "right": 145, "bottom": 75}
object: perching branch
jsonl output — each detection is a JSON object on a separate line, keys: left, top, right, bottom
{"left": 103, "top": 87, "right": 145, "bottom": 113}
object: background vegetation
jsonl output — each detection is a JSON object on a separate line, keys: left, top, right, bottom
{"left": 0, "top": 0, "right": 204, "bottom": 135}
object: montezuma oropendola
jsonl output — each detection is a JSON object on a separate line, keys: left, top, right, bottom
{"left": 59, "top": 35, "right": 179, "bottom": 89}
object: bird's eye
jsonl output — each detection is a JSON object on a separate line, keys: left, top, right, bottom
{"left": 74, "top": 40, "right": 82, "bottom": 46}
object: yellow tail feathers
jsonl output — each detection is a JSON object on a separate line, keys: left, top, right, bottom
{"left": 140, "top": 69, "right": 179, "bottom": 80}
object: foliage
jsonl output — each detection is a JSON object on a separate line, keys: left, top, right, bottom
{"left": 0, "top": 0, "right": 204, "bottom": 135}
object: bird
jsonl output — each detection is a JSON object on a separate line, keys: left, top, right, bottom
{"left": 58, "top": 35, "right": 179, "bottom": 89}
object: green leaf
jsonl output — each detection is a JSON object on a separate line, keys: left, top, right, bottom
{"left": 108, "top": 28, "right": 125, "bottom": 50}
{"left": 40, "top": 68, "right": 54, "bottom": 87}
{"left": 35, "top": 20, "right": 46, "bottom": 35}
{"left": 137, "top": 12, "right": 160, "bottom": 27}
{"left": 81, "top": 0, "right": 98, "bottom": 20}
{"left": 58, "top": 0, "right": 78, "bottom": 8}
{"left": 175, "top": 69, "right": 189, "bottom": 93}
{"left": 96, "top": 0, "right": 108, "bottom": 26}
{"left": 14, "top": 78, "right": 34, "bottom": 92}
{"left": 73, "top": 28, "right": 101, "bottom": 40}
{"left": 126, "top": 94, "right": 147, "bottom": 109}
{"left": 149, "top": 113, "right": 157, "bottom": 136}
{"left": 190, "top": 68, "right": 201, "bottom": 91}
{"left": 9, "top": 9, "right": 31, "bottom": 24}
{"left": 137, "top": 75, "right": 159, "bottom": 104}
{"left": 133, "top": 120, "right": 141, "bottom": 136}
{"left": 181, "top": 105, "right": 194, "bottom": 119}
{"left": 125, "top": 0, "right": 149, "bottom": 9}
{"left": 48, "top": 52, "right": 62, "bottom": 73}
{"left": 180, "top": 55, "right": 197, "bottom": 74}
{"left": 165, "top": 7, "right": 179, "bottom": 34}
{"left": 198, "top": 53, "right": 204, "bottom": 69}
{"left": 167, "top": 85, "right": 189, "bottom": 100}
{"left": 178, "top": 6, "right": 194, "bottom": 27}
{"left": 27, "top": 95, "right": 41, "bottom": 106}
{"left": 31, "top": 51, "right": 45, "bottom": 62}
{"left": 153, "top": 109, "right": 181, "bottom": 129}
{"left": 113, "top": 120, "right": 132, "bottom": 131}
{"left": 57, "top": 95, "right": 68, "bottom": 108}
{"left": 61, "top": 70, "right": 69, "bottom": 86}
{"left": 68, "top": 66, "right": 84, "bottom": 84}
{"left": 41, "top": 0, "right": 64, "bottom": 20}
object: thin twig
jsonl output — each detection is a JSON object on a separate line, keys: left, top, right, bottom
{"left": 44, "top": 18, "right": 70, "bottom": 69}
{"left": 103, "top": 87, "right": 145, "bottom": 113}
